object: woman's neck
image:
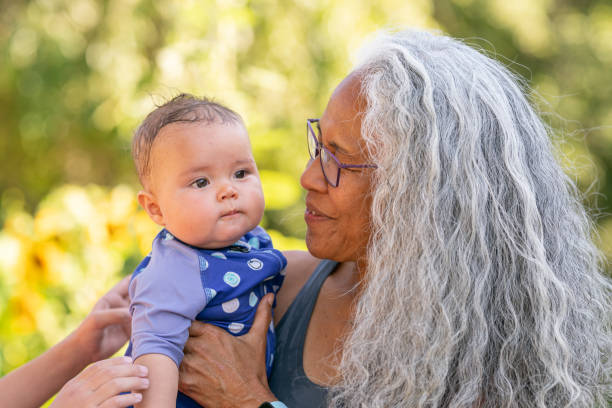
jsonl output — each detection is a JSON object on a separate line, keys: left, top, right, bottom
{"left": 329, "top": 261, "right": 366, "bottom": 298}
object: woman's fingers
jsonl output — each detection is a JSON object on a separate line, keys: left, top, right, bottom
{"left": 178, "top": 295, "right": 276, "bottom": 406}
{"left": 75, "top": 356, "right": 132, "bottom": 384}
{"left": 91, "top": 308, "right": 131, "bottom": 330}
{"left": 187, "top": 320, "right": 209, "bottom": 337}
{"left": 243, "top": 293, "right": 273, "bottom": 356}
{"left": 51, "top": 357, "right": 149, "bottom": 408}
{"left": 110, "top": 276, "right": 131, "bottom": 305}
{"left": 115, "top": 275, "right": 131, "bottom": 294}
{"left": 247, "top": 293, "right": 273, "bottom": 340}
{"left": 93, "top": 276, "right": 131, "bottom": 311}
{"left": 79, "top": 357, "right": 135, "bottom": 385}
{"left": 178, "top": 351, "right": 213, "bottom": 398}
{"left": 98, "top": 392, "right": 143, "bottom": 408}
{"left": 93, "top": 375, "right": 149, "bottom": 406}
{"left": 184, "top": 324, "right": 227, "bottom": 356}
{"left": 101, "top": 292, "right": 129, "bottom": 309}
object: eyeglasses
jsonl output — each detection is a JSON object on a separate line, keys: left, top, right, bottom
{"left": 307, "top": 118, "right": 377, "bottom": 187}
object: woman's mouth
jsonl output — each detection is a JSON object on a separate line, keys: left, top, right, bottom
{"left": 304, "top": 208, "right": 329, "bottom": 223}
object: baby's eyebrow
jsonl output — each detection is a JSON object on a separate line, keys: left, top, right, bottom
{"left": 178, "top": 158, "right": 256, "bottom": 180}
{"left": 179, "top": 165, "right": 211, "bottom": 177}
{"left": 188, "top": 164, "right": 212, "bottom": 171}
{"left": 233, "top": 158, "right": 256, "bottom": 166}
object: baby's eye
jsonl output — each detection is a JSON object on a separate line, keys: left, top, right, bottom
{"left": 191, "top": 178, "right": 209, "bottom": 188}
{"left": 234, "top": 170, "right": 247, "bottom": 179}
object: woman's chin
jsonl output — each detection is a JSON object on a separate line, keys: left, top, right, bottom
{"left": 305, "top": 233, "right": 337, "bottom": 261}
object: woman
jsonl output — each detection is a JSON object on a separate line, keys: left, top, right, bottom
{"left": 178, "top": 29, "right": 612, "bottom": 407}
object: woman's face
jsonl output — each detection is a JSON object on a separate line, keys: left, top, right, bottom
{"left": 301, "top": 73, "right": 373, "bottom": 263}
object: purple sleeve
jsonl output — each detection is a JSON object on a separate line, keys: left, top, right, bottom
{"left": 129, "top": 235, "right": 207, "bottom": 367}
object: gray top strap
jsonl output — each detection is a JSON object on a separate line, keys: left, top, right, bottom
{"left": 269, "top": 259, "right": 338, "bottom": 407}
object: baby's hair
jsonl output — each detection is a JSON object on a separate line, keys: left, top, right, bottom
{"left": 132, "top": 93, "right": 244, "bottom": 186}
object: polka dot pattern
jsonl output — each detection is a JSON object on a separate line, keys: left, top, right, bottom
{"left": 211, "top": 252, "right": 227, "bottom": 259}
{"left": 228, "top": 322, "right": 244, "bottom": 334}
{"left": 248, "top": 237, "right": 260, "bottom": 249}
{"left": 205, "top": 288, "right": 217, "bottom": 301}
{"left": 222, "top": 298, "right": 240, "bottom": 313}
{"left": 247, "top": 258, "right": 263, "bottom": 270}
{"left": 223, "top": 271, "right": 240, "bottom": 287}
{"left": 249, "top": 292, "right": 258, "bottom": 307}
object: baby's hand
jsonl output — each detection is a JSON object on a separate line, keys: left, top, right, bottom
{"left": 50, "top": 357, "right": 149, "bottom": 408}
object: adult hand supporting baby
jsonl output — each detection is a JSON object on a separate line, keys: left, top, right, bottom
{"left": 0, "top": 275, "right": 138, "bottom": 408}
{"left": 178, "top": 293, "right": 278, "bottom": 408}
{"left": 50, "top": 356, "right": 149, "bottom": 408}
{"left": 70, "top": 275, "right": 132, "bottom": 364}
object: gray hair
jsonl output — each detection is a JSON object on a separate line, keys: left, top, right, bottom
{"left": 330, "top": 29, "right": 612, "bottom": 407}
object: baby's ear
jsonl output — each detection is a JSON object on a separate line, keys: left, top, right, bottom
{"left": 137, "top": 190, "right": 165, "bottom": 226}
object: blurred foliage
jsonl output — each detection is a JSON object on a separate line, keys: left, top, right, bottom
{"left": 0, "top": 0, "right": 611, "bottom": 396}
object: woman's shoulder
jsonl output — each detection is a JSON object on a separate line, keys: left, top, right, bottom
{"left": 274, "top": 251, "right": 321, "bottom": 323}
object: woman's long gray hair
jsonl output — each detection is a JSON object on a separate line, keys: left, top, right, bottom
{"left": 330, "top": 30, "right": 612, "bottom": 407}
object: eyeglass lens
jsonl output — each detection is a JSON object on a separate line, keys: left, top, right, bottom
{"left": 307, "top": 126, "right": 319, "bottom": 159}
{"left": 308, "top": 122, "right": 340, "bottom": 187}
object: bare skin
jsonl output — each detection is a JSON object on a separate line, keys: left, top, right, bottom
{"left": 178, "top": 72, "right": 372, "bottom": 406}
{"left": 299, "top": 260, "right": 360, "bottom": 386}
{"left": 287, "top": 70, "right": 372, "bottom": 386}
{"left": 179, "top": 294, "right": 278, "bottom": 407}
{"left": 178, "top": 253, "right": 363, "bottom": 406}
{"left": 273, "top": 252, "right": 361, "bottom": 386}
{"left": 0, "top": 276, "right": 149, "bottom": 408}
{"left": 133, "top": 120, "right": 266, "bottom": 407}
{"left": 50, "top": 357, "right": 149, "bottom": 408}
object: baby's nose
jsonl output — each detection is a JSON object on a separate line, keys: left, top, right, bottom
{"left": 217, "top": 184, "right": 238, "bottom": 201}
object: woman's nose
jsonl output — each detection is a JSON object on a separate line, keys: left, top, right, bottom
{"left": 217, "top": 183, "right": 238, "bottom": 201}
{"left": 300, "top": 157, "right": 327, "bottom": 193}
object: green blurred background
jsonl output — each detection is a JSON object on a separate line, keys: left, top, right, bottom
{"left": 0, "top": 0, "right": 611, "bottom": 397}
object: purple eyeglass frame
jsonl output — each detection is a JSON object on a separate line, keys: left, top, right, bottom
{"left": 307, "top": 118, "right": 377, "bottom": 187}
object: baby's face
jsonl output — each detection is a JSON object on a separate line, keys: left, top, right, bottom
{"left": 146, "top": 121, "right": 265, "bottom": 248}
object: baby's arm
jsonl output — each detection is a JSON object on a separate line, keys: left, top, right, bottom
{"left": 129, "top": 235, "right": 207, "bottom": 408}
{"left": 135, "top": 354, "right": 178, "bottom": 407}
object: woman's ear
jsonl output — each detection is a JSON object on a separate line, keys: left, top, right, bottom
{"left": 137, "top": 190, "right": 165, "bottom": 226}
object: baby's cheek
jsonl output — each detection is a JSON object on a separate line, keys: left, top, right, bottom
{"left": 248, "top": 189, "right": 265, "bottom": 224}
{"left": 257, "top": 190, "right": 266, "bottom": 213}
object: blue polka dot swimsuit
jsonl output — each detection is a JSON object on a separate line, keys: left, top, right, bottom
{"left": 127, "top": 227, "right": 286, "bottom": 408}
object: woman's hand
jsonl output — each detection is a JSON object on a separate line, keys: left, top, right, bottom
{"left": 50, "top": 357, "right": 149, "bottom": 408}
{"left": 178, "top": 294, "right": 278, "bottom": 408}
{"left": 71, "top": 276, "right": 132, "bottom": 364}
{"left": 0, "top": 276, "right": 135, "bottom": 408}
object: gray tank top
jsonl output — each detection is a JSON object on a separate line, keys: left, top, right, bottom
{"left": 269, "top": 259, "right": 338, "bottom": 407}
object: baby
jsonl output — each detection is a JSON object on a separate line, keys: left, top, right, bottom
{"left": 128, "top": 94, "right": 286, "bottom": 407}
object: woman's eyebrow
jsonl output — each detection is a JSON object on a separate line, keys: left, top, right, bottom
{"left": 328, "top": 140, "right": 352, "bottom": 155}
{"left": 319, "top": 123, "right": 354, "bottom": 155}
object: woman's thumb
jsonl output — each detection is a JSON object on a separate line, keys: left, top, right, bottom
{"left": 247, "top": 293, "right": 273, "bottom": 342}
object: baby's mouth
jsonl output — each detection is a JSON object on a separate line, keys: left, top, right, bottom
{"left": 221, "top": 209, "right": 240, "bottom": 217}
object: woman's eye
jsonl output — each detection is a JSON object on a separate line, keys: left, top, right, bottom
{"left": 234, "top": 170, "right": 246, "bottom": 179}
{"left": 191, "top": 178, "right": 209, "bottom": 188}
{"left": 321, "top": 148, "right": 333, "bottom": 164}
